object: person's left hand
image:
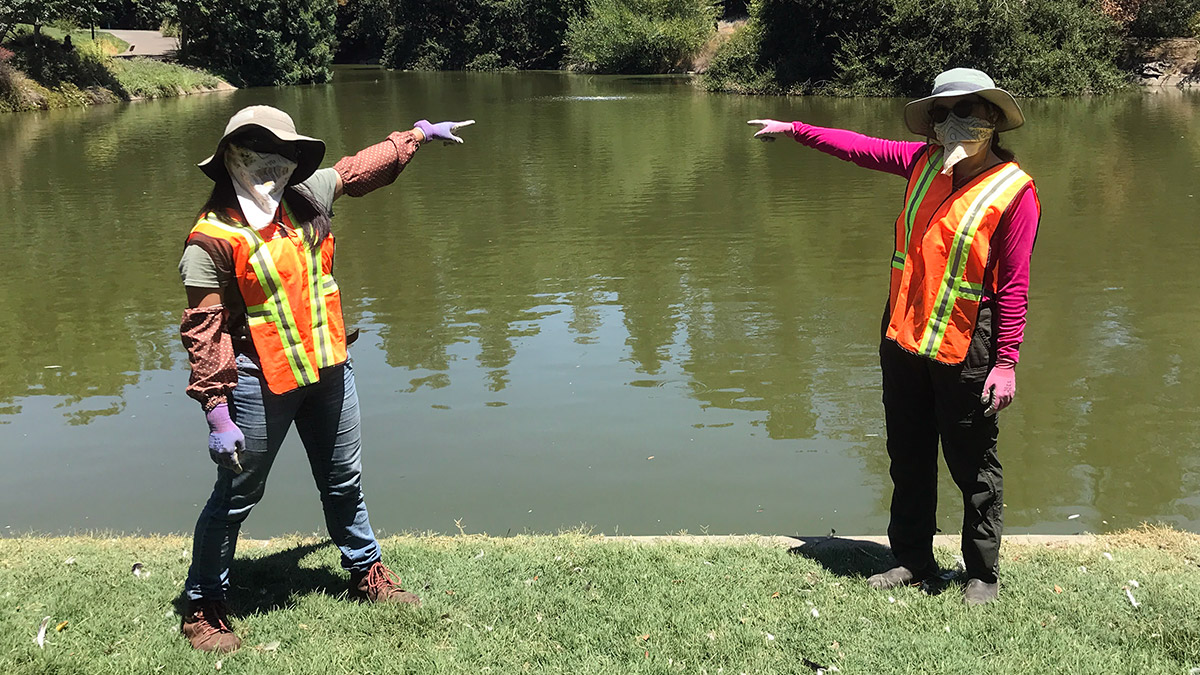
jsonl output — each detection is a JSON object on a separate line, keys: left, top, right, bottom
{"left": 414, "top": 119, "right": 475, "bottom": 145}
{"left": 981, "top": 365, "right": 1016, "bottom": 416}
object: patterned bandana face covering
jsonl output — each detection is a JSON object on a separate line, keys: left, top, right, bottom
{"left": 933, "top": 114, "right": 995, "bottom": 176}
{"left": 223, "top": 144, "right": 298, "bottom": 230}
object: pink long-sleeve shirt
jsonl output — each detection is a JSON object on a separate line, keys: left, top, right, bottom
{"left": 791, "top": 122, "right": 1039, "bottom": 367}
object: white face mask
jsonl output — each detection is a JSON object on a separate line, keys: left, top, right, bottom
{"left": 933, "top": 114, "right": 995, "bottom": 176}
{"left": 223, "top": 144, "right": 297, "bottom": 230}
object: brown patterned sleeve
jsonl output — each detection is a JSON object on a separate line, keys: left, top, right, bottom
{"left": 333, "top": 130, "right": 422, "bottom": 197}
{"left": 180, "top": 304, "right": 237, "bottom": 411}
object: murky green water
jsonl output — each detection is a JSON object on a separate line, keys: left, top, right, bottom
{"left": 2, "top": 69, "right": 1198, "bottom": 538}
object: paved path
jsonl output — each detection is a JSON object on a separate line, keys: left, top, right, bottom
{"left": 101, "top": 29, "right": 178, "bottom": 58}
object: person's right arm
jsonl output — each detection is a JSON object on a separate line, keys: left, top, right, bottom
{"left": 749, "top": 119, "right": 927, "bottom": 178}
{"left": 180, "top": 246, "right": 244, "bottom": 471}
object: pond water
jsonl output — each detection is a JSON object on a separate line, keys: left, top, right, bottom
{"left": 1, "top": 68, "right": 1197, "bottom": 538}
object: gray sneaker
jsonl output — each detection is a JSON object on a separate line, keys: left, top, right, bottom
{"left": 963, "top": 578, "right": 999, "bottom": 605}
{"left": 866, "top": 565, "right": 931, "bottom": 590}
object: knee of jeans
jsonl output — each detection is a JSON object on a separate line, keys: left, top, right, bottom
{"left": 322, "top": 473, "right": 363, "bottom": 502}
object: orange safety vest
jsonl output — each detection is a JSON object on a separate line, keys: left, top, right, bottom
{"left": 187, "top": 203, "right": 347, "bottom": 394}
{"left": 887, "top": 146, "right": 1036, "bottom": 365}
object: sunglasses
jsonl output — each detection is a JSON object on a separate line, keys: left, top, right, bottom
{"left": 929, "top": 99, "right": 985, "bottom": 124}
{"left": 231, "top": 130, "right": 300, "bottom": 160}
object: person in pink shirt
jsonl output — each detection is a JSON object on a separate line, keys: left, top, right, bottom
{"left": 750, "top": 68, "right": 1040, "bottom": 605}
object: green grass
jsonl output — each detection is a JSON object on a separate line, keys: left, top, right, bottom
{"left": 110, "top": 57, "right": 222, "bottom": 99}
{"left": 12, "top": 25, "right": 129, "bottom": 55}
{"left": 1, "top": 528, "right": 1198, "bottom": 674}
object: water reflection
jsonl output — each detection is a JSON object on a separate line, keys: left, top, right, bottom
{"left": 0, "top": 73, "right": 1197, "bottom": 535}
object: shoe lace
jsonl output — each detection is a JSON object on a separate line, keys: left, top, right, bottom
{"left": 365, "top": 562, "right": 402, "bottom": 593}
{"left": 196, "top": 601, "right": 233, "bottom": 634}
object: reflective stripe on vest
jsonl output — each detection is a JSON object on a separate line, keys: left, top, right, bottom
{"left": 915, "top": 164, "right": 1027, "bottom": 358}
{"left": 893, "top": 147, "right": 943, "bottom": 271}
{"left": 194, "top": 216, "right": 321, "bottom": 389}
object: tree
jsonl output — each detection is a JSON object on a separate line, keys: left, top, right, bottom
{"left": 176, "top": 0, "right": 336, "bottom": 86}
{"left": 1, "top": 0, "right": 75, "bottom": 42}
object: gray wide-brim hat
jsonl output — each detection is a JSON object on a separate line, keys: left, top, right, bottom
{"left": 198, "top": 105, "right": 326, "bottom": 185}
{"left": 903, "top": 68, "right": 1025, "bottom": 138}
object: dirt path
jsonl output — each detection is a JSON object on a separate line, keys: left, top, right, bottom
{"left": 102, "top": 29, "right": 178, "bottom": 58}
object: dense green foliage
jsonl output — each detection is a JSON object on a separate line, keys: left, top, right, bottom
{"left": 705, "top": 0, "right": 1130, "bottom": 96}
{"left": 175, "top": 0, "right": 336, "bottom": 86}
{"left": 1126, "top": 0, "right": 1200, "bottom": 37}
{"left": 335, "top": 0, "right": 586, "bottom": 70}
{"left": 4, "top": 32, "right": 120, "bottom": 91}
{"left": 2, "top": 531, "right": 1199, "bottom": 673}
{"left": 565, "top": 0, "right": 718, "bottom": 73}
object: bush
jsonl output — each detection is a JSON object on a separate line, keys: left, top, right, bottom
{"left": 6, "top": 32, "right": 123, "bottom": 93}
{"left": 702, "top": 16, "right": 779, "bottom": 92}
{"left": 1126, "top": 0, "right": 1200, "bottom": 37}
{"left": 177, "top": 0, "right": 336, "bottom": 87}
{"left": 339, "top": 0, "right": 584, "bottom": 71}
{"left": 565, "top": 0, "right": 719, "bottom": 73}
{"left": 704, "top": 0, "right": 1127, "bottom": 96}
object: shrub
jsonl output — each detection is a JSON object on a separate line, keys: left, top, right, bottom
{"left": 177, "top": 0, "right": 336, "bottom": 87}
{"left": 1126, "top": 0, "right": 1200, "bottom": 37}
{"left": 6, "top": 32, "right": 123, "bottom": 93}
{"left": 702, "top": 17, "right": 781, "bottom": 92}
{"left": 705, "top": 0, "right": 1127, "bottom": 96}
{"left": 345, "top": 0, "right": 584, "bottom": 71}
{"left": 565, "top": 0, "right": 719, "bottom": 73}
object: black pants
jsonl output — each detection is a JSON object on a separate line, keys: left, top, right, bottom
{"left": 879, "top": 305, "right": 1002, "bottom": 582}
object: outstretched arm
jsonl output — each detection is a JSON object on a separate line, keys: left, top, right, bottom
{"left": 748, "top": 120, "right": 926, "bottom": 178}
{"left": 332, "top": 120, "right": 475, "bottom": 200}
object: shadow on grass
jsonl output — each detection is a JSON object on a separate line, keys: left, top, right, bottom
{"left": 173, "top": 540, "right": 348, "bottom": 619}
{"left": 788, "top": 537, "right": 957, "bottom": 595}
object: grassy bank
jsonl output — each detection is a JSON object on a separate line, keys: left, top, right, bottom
{"left": 0, "top": 33, "right": 227, "bottom": 114}
{"left": 2, "top": 527, "right": 1198, "bottom": 674}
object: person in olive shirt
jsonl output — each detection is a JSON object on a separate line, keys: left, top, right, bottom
{"left": 177, "top": 106, "right": 473, "bottom": 652}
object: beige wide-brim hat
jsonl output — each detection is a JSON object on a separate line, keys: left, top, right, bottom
{"left": 198, "top": 105, "right": 326, "bottom": 185}
{"left": 904, "top": 68, "right": 1025, "bottom": 138}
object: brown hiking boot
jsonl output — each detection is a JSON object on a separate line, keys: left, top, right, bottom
{"left": 181, "top": 599, "right": 241, "bottom": 653}
{"left": 349, "top": 561, "right": 421, "bottom": 605}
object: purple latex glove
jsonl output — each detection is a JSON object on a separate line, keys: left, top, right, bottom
{"left": 981, "top": 365, "right": 1016, "bottom": 416}
{"left": 206, "top": 403, "right": 245, "bottom": 472}
{"left": 414, "top": 119, "right": 475, "bottom": 145}
{"left": 748, "top": 119, "right": 795, "bottom": 142}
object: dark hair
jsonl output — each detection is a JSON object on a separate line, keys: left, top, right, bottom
{"left": 991, "top": 134, "right": 1015, "bottom": 163}
{"left": 195, "top": 172, "right": 331, "bottom": 247}
{"left": 983, "top": 101, "right": 1016, "bottom": 163}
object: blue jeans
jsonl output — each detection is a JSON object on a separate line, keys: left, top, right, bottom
{"left": 185, "top": 354, "right": 381, "bottom": 601}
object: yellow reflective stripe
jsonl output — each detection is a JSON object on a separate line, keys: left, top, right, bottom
{"left": 902, "top": 147, "right": 942, "bottom": 250}
{"left": 918, "top": 166, "right": 1027, "bottom": 358}
{"left": 307, "top": 245, "right": 334, "bottom": 369}
{"left": 198, "top": 217, "right": 318, "bottom": 387}
{"left": 891, "top": 251, "right": 907, "bottom": 271}
{"left": 959, "top": 280, "right": 985, "bottom": 301}
{"left": 322, "top": 276, "right": 338, "bottom": 293}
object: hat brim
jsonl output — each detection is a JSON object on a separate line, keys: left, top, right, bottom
{"left": 904, "top": 87, "right": 1025, "bottom": 137}
{"left": 198, "top": 122, "right": 326, "bottom": 185}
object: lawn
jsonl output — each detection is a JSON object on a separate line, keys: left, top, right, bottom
{"left": 1, "top": 527, "right": 1197, "bottom": 674}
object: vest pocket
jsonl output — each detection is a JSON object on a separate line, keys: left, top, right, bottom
{"left": 962, "top": 303, "right": 996, "bottom": 378}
